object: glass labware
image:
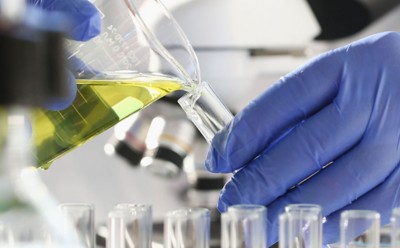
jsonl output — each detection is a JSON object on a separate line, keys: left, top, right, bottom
{"left": 340, "top": 210, "right": 380, "bottom": 248}
{"left": 221, "top": 204, "right": 267, "bottom": 248}
{"left": 31, "top": 0, "right": 233, "bottom": 169}
{"left": 392, "top": 208, "right": 400, "bottom": 248}
{"left": 0, "top": 108, "right": 85, "bottom": 247}
{"left": 108, "top": 203, "right": 152, "bottom": 248}
{"left": 59, "top": 203, "right": 95, "bottom": 248}
{"left": 279, "top": 204, "right": 322, "bottom": 248}
{"left": 164, "top": 208, "right": 210, "bottom": 248}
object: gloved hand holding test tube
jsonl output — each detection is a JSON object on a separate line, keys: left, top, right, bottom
{"left": 206, "top": 32, "right": 400, "bottom": 245}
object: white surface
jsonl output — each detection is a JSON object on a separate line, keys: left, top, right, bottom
{"left": 169, "top": 0, "right": 320, "bottom": 48}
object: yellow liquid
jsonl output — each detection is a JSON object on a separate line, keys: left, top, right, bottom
{"left": 32, "top": 74, "right": 186, "bottom": 169}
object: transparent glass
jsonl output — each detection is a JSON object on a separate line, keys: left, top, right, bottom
{"left": 164, "top": 208, "right": 210, "bottom": 248}
{"left": 392, "top": 208, "right": 400, "bottom": 248}
{"left": 221, "top": 204, "right": 267, "bottom": 248}
{"left": 0, "top": 107, "right": 84, "bottom": 247}
{"left": 178, "top": 81, "right": 234, "bottom": 143}
{"left": 31, "top": 0, "right": 232, "bottom": 169}
{"left": 114, "top": 203, "right": 153, "bottom": 248}
{"left": 58, "top": 203, "right": 95, "bottom": 248}
{"left": 107, "top": 203, "right": 152, "bottom": 248}
{"left": 280, "top": 204, "right": 322, "bottom": 248}
{"left": 340, "top": 210, "right": 380, "bottom": 248}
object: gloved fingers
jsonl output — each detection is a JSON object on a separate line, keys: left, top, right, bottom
{"left": 43, "top": 70, "right": 77, "bottom": 110}
{"left": 262, "top": 140, "right": 400, "bottom": 246}
{"left": 206, "top": 32, "right": 400, "bottom": 174}
{"left": 321, "top": 162, "right": 400, "bottom": 245}
{"left": 206, "top": 47, "right": 346, "bottom": 173}
{"left": 211, "top": 32, "right": 400, "bottom": 246}
{"left": 28, "top": 0, "right": 101, "bottom": 41}
{"left": 216, "top": 98, "right": 370, "bottom": 211}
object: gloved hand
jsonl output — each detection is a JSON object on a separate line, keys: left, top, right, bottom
{"left": 27, "top": 0, "right": 100, "bottom": 41}
{"left": 27, "top": 0, "right": 101, "bottom": 110}
{"left": 206, "top": 32, "right": 400, "bottom": 246}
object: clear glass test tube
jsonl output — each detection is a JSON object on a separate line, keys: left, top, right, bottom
{"left": 0, "top": 223, "right": 13, "bottom": 246}
{"left": 108, "top": 203, "right": 152, "bottom": 248}
{"left": 221, "top": 204, "right": 267, "bottom": 248}
{"left": 58, "top": 203, "right": 95, "bottom": 248}
{"left": 178, "top": 81, "right": 234, "bottom": 144}
{"left": 340, "top": 210, "right": 380, "bottom": 248}
{"left": 391, "top": 208, "right": 400, "bottom": 248}
{"left": 285, "top": 204, "right": 322, "bottom": 248}
{"left": 164, "top": 208, "right": 210, "bottom": 248}
{"left": 280, "top": 204, "right": 322, "bottom": 248}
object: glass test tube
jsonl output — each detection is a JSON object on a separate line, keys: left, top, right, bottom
{"left": 340, "top": 210, "right": 380, "bottom": 248}
{"left": 221, "top": 204, "right": 267, "bottom": 248}
{"left": 392, "top": 208, "right": 400, "bottom": 248}
{"left": 164, "top": 208, "right": 210, "bottom": 248}
{"left": 108, "top": 203, "right": 152, "bottom": 248}
{"left": 0, "top": 223, "right": 13, "bottom": 246}
{"left": 58, "top": 203, "right": 95, "bottom": 248}
{"left": 280, "top": 204, "right": 322, "bottom": 248}
{"left": 178, "top": 81, "right": 234, "bottom": 144}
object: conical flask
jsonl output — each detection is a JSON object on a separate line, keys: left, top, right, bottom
{"left": 31, "top": 0, "right": 233, "bottom": 169}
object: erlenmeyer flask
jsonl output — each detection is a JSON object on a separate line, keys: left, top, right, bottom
{"left": 31, "top": 0, "right": 232, "bottom": 169}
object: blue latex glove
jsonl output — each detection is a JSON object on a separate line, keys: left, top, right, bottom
{"left": 206, "top": 32, "right": 400, "bottom": 246}
{"left": 27, "top": 0, "right": 101, "bottom": 110}
{"left": 27, "top": 0, "right": 100, "bottom": 41}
